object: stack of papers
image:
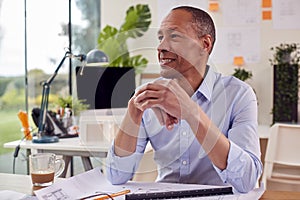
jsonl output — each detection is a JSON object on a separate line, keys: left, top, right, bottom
{"left": 34, "top": 167, "right": 264, "bottom": 200}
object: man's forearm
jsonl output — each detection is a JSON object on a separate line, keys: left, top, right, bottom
{"left": 114, "top": 110, "right": 142, "bottom": 157}
{"left": 187, "top": 105, "right": 230, "bottom": 170}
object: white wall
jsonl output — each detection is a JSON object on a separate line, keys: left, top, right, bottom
{"left": 101, "top": 0, "right": 300, "bottom": 125}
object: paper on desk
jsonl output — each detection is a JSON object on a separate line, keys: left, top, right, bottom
{"left": 34, "top": 167, "right": 264, "bottom": 200}
{"left": 0, "top": 190, "right": 28, "bottom": 200}
{"left": 34, "top": 167, "right": 124, "bottom": 200}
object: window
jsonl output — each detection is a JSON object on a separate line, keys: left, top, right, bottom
{"left": 0, "top": 0, "right": 101, "bottom": 174}
{"left": 0, "top": 0, "right": 26, "bottom": 170}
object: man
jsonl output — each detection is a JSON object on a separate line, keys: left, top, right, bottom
{"left": 106, "top": 6, "right": 262, "bottom": 193}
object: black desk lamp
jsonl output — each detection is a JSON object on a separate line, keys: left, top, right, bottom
{"left": 86, "top": 49, "right": 109, "bottom": 66}
{"left": 32, "top": 50, "right": 86, "bottom": 143}
{"left": 78, "top": 49, "right": 109, "bottom": 76}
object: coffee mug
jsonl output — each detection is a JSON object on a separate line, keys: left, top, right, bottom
{"left": 29, "top": 153, "right": 65, "bottom": 187}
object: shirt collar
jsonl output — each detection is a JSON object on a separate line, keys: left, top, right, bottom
{"left": 192, "top": 65, "right": 217, "bottom": 102}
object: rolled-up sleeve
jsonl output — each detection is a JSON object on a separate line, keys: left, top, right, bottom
{"left": 105, "top": 110, "right": 159, "bottom": 185}
{"left": 214, "top": 141, "right": 263, "bottom": 193}
{"left": 106, "top": 142, "right": 144, "bottom": 184}
{"left": 106, "top": 121, "right": 149, "bottom": 185}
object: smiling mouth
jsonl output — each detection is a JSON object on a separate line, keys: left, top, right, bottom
{"left": 160, "top": 58, "right": 175, "bottom": 65}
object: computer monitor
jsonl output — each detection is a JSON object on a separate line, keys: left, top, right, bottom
{"left": 75, "top": 66, "right": 136, "bottom": 109}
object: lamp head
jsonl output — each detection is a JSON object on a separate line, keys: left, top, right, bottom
{"left": 86, "top": 49, "right": 109, "bottom": 66}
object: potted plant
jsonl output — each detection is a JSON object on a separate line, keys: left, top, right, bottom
{"left": 232, "top": 68, "right": 253, "bottom": 82}
{"left": 97, "top": 4, "right": 151, "bottom": 74}
{"left": 56, "top": 95, "right": 89, "bottom": 116}
{"left": 270, "top": 43, "right": 300, "bottom": 124}
{"left": 53, "top": 95, "right": 90, "bottom": 127}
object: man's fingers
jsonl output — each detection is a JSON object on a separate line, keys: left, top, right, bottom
{"left": 152, "top": 107, "right": 178, "bottom": 130}
{"left": 152, "top": 107, "right": 165, "bottom": 125}
{"left": 134, "top": 89, "right": 163, "bottom": 102}
{"left": 165, "top": 113, "right": 179, "bottom": 130}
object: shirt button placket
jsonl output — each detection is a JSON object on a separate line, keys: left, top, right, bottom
{"left": 179, "top": 124, "right": 189, "bottom": 177}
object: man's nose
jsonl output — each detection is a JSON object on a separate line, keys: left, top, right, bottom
{"left": 157, "top": 38, "right": 170, "bottom": 52}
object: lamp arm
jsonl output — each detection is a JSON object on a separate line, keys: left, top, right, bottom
{"left": 46, "top": 51, "right": 71, "bottom": 85}
{"left": 37, "top": 51, "right": 71, "bottom": 137}
{"left": 38, "top": 83, "right": 50, "bottom": 134}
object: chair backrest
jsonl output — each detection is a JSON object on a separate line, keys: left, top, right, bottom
{"left": 262, "top": 123, "right": 300, "bottom": 190}
{"left": 132, "top": 144, "right": 158, "bottom": 182}
{"left": 265, "top": 123, "right": 300, "bottom": 167}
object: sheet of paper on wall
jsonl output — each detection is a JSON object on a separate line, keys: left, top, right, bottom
{"left": 157, "top": 0, "right": 207, "bottom": 24}
{"left": 222, "top": 0, "right": 260, "bottom": 26}
{"left": 273, "top": 0, "right": 300, "bottom": 29}
{"left": 211, "top": 27, "right": 261, "bottom": 64}
{"left": 34, "top": 167, "right": 264, "bottom": 200}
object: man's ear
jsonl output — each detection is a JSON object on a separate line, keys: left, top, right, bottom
{"left": 202, "top": 34, "right": 213, "bottom": 54}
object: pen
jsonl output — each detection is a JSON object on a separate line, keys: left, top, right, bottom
{"left": 94, "top": 189, "right": 131, "bottom": 200}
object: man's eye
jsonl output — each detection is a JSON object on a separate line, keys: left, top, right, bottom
{"left": 158, "top": 35, "right": 163, "bottom": 41}
{"left": 170, "top": 34, "right": 179, "bottom": 39}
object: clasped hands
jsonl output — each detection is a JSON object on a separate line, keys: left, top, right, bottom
{"left": 133, "top": 79, "right": 193, "bottom": 130}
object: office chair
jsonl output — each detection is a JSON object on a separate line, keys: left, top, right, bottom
{"left": 262, "top": 123, "right": 300, "bottom": 191}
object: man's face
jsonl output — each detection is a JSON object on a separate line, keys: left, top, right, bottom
{"left": 157, "top": 9, "right": 205, "bottom": 78}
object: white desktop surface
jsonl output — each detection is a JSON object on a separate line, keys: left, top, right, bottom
{"left": 4, "top": 137, "right": 109, "bottom": 155}
{"left": 3, "top": 137, "right": 110, "bottom": 176}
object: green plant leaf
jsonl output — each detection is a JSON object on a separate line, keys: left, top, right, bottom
{"left": 232, "top": 68, "right": 252, "bottom": 81}
{"left": 270, "top": 43, "right": 300, "bottom": 66}
{"left": 99, "top": 35, "right": 129, "bottom": 65}
{"left": 96, "top": 4, "right": 151, "bottom": 74}
{"left": 126, "top": 55, "right": 148, "bottom": 74}
{"left": 97, "top": 25, "right": 118, "bottom": 46}
{"left": 120, "top": 4, "right": 151, "bottom": 39}
{"left": 58, "top": 96, "right": 72, "bottom": 108}
{"left": 56, "top": 95, "right": 90, "bottom": 116}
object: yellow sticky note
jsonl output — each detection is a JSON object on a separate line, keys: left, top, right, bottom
{"left": 262, "top": 10, "right": 272, "bottom": 20}
{"left": 262, "top": 0, "right": 272, "bottom": 8}
{"left": 233, "top": 56, "right": 245, "bottom": 66}
{"left": 209, "top": 2, "right": 219, "bottom": 12}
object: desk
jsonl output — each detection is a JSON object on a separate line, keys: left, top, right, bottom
{"left": 0, "top": 173, "right": 64, "bottom": 196}
{"left": 3, "top": 138, "right": 110, "bottom": 177}
{"left": 4, "top": 125, "right": 270, "bottom": 177}
{"left": 1, "top": 173, "right": 300, "bottom": 199}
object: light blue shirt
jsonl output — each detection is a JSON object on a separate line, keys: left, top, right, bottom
{"left": 106, "top": 66, "right": 262, "bottom": 193}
